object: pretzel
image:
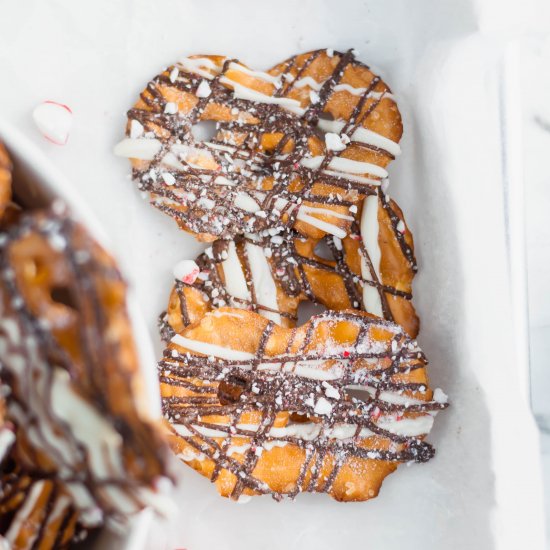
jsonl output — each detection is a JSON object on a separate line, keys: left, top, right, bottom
{"left": 115, "top": 51, "right": 400, "bottom": 242}
{"left": 0, "top": 459, "right": 79, "bottom": 550}
{"left": 0, "top": 142, "right": 13, "bottom": 220}
{"left": 0, "top": 207, "right": 173, "bottom": 547}
{"left": 269, "top": 48, "right": 402, "bottom": 163}
{"left": 161, "top": 188, "right": 418, "bottom": 338}
{"left": 159, "top": 308, "right": 447, "bottom": 502}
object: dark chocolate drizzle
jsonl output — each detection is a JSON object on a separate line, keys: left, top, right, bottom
{"left": 161, "top": 187, "right": 417, "bottom": 338}
{"left": 125, "top": 49, "right": 396, "bottom": 240}
{"left": 159, "top": 310, "right": 447, "bottom": 501}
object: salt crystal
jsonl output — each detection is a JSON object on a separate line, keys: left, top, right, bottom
{"left": 164, "top": 102, "right": 178, "bottom": 114}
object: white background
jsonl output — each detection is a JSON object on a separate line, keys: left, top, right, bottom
{"left": 0, "top": 1, "right": 549, "bottom": 549}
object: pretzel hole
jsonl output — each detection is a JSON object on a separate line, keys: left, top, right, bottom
{"left": 319, "top": 111, "right": 335, "bottom": 121}
{"left": 191, "top": 120, "right": 218, "bottom": 143}
{"left": 313, "top": 240, "right": 334, "bottom": 261}
{"left": 218, "top": 374, "right": 249, "bottom": 405}
{"left": 289, "top": 412, "right": 311, "bottom": 423}
{"left": 345, "top": 387, "right": 371, "bottom": 403}
{"left": 315, "top": 111, "right": 335, "bottom": 139}
{"left": 297, "top": 302, "right": 327, "bottom": 327}
{"left": 50, "top": 285, "right": 77, "bottom": 310}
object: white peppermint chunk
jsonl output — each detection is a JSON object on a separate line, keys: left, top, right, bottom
{"left": 173, "top": 260, "right": 200, "bottom": 284}
{"left": 322, "top": 381, "right": 340, "bottom": 400}
{"left": 309, "top": 90, "right": 320, "bottom": 104}
{"left": 162, "top": 172, "right": 176, "bottom": 186}
{"left": 32, "top": 101, "right": 73, "bottom": 145}
{"left": 314, "top": 397, "right": 333, "bottom": 416}
{"left": 433, "top": 388, "right": 448, "bottom": 404}
{"left": 169, "top": 67, "right": 179, "bottom": 83}
{"left": 130, "top": 119, "right": 144, "bottom": 138}
{"left": 325, "top": 132, "right": 348, "bottom": 152}
{"left": 196, "top": 80, "right": 212, "bottom": 98}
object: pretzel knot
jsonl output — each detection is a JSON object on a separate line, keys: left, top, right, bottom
{"left": 115, "top": 50, "right": 401, "bottom": 242}
{"left": 159, "top": 308, "right": 447, "bottom": 502}
{"left": 162, "top": 186, "right": 419, "bottom": 339}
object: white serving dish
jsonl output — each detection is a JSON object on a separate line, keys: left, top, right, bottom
{"left": 0, "top": 1, "right": 546, "bottom": 549}
{"left": 0, "top": 119, "right": 161, "bottom": 550}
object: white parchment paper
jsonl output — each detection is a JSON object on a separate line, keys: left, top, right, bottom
{"left": 0, "top": 1, "right": 545, "bottom": 549}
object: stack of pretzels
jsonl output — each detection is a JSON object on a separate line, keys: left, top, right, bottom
{"left": 116, "top": 49, "right": 448, "bottom": 503}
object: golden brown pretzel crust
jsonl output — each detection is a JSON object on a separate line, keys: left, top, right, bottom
{"left": 0, "top": 143, "right": 13, "bottom": 220}
{"left": 159, "top": 308, "right": 445, "bottom": 502}
{"left": 163, "top": 190, "right": 419, "bottom": 339}
{"left": 269, "top": 49, "right": 403, "bottom": 169}
{"left": 125, "top": 55, "right": 357, "bottom": 241}
{"left": 121, "top": 50, "right": 403, "bottom": 242}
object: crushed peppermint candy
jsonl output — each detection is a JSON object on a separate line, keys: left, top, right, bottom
{"left": 32, "top": 101, "right": 73, "bottom": 145}
{"left": 169, "top": 67, "right": 179, "bottom": 83}
{"left": 173, "top": 260, "right": 200, "bottom": 284}
{"left": 322, "top": 381, "right": 340, "bottom": 400}
{"left": 130, "top": 119, "right": 144, "bottom": 138}
{"left": 164, "top": 102, "right": 178, "bottom": 114}
{"left": 396, "top": 220, "right": 406, "bottom": 233}
{"left": 309, "top": 90, "right": 320, "bottom": 104}
{"left": 162, "top": 172, "right": 176, "bottom": 186}
{"left": 196, "top": 80, "right": 212, "bottom": 98}
{"left": 314, "top": 397, "right": 333, "bottom": 416}
{"left": 433, "top": 388, "right": 448, "bottom": 404}
{"left": 324, "top": 132, "right": 348, "bottom": 152}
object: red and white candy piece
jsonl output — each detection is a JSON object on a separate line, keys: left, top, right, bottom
{"left": 173, "top": 260, "right": 200, "bottom": 284}
{"left": 32, "top": 101, "right": 73, "bottom": 145}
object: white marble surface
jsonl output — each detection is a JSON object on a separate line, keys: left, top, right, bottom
{"left": 0, "top": 1, "right": 548, "bottom": 549}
